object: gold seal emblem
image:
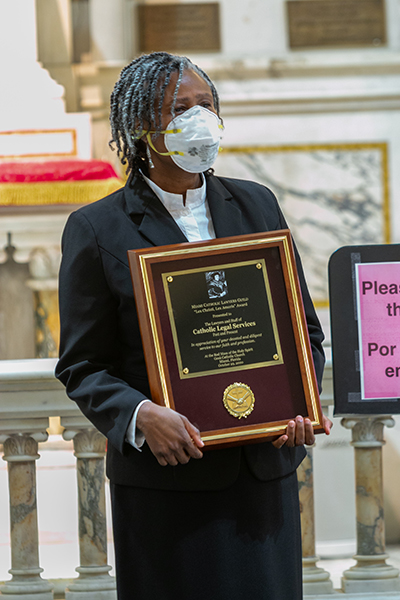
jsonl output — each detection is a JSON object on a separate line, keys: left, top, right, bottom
{"left": 223, "top": 383, "right": 255, "bottom": 419}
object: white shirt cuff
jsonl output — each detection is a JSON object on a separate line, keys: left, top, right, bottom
{"left": 125, "top": 399, "right": 151, "bottom": 451}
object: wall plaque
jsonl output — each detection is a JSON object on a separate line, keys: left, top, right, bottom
{"left": 138, "top": 3, "right": 221, "bottom": 53}
{"left": 287, "top": 0, "right": 386, "bottom": 49}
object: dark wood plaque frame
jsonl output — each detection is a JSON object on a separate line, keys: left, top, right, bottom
{"left": 137, "top": 3, "right": 221, "bottom": 53}
{"left": 286, "top": 0, "right": 386, "bottom": 50}
{"left": 128, "top": 230, "right": 324, "bottom": 448}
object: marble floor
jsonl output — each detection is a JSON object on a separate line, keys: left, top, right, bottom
{"left": 0, "top": 435, "right": 399, "bottom": 591}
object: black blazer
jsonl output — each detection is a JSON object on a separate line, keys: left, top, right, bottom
{"left": 56, "top": 172, "right": 325, "bottom": 491}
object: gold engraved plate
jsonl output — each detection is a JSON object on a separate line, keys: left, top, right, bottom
{"left": 223, "top": 383, "right": 255, "bottom": 419}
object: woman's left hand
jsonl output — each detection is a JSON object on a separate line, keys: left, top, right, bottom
{"left": 272, "top": 414, "right": 332, "bottom": 449}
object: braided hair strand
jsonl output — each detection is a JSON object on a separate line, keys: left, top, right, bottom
{"left": 109, "top": 52, "right": 220, "bottom": 176}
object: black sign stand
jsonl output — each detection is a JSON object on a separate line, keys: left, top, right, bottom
{"left": 329, "top": 244, "right": 400, "bottom": 415}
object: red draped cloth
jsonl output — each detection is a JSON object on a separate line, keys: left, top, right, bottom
{"left": 0, "top": 160, "right": 123, "bottom": 206}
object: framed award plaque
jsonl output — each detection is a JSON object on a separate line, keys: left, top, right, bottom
{"left": 128, "top": 230, "right": 324, "bottom": 448}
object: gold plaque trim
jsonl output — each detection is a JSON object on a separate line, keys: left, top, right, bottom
{"left": 223, "top": 382, "right": 255, "bottom": 419}
{"left": 282, "top": 235, "right": 320, "bottom": 422}
{"left": 139, "top": 255, "right": 171, "bottom": 408}
{"left": 201, "top": 420, "right": 321, "bottom": 443}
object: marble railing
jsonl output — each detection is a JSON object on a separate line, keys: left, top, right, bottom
{"left": 0, "top": 358, "right": 399, "bottom": 599}
{"left": 0, "top": 358, "right": 115, "bottom": 600}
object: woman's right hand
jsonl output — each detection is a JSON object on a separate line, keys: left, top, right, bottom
{"left": 136, "top": 402, "right": 204, "bottom": 466}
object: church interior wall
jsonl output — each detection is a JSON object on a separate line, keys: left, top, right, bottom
{"left": 2, "top": 0, "right": 400, "bottom": 552}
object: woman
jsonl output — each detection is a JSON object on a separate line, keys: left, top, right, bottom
{"left": 56, "top": 52, "right": 331, "bottom": 600}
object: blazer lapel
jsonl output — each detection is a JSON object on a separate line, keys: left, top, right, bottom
{"left": 205, "top": 175, "right": 244, "bottom": 238}
{"left": 124, "top": 172, "right": 245, "bottom": 246}
{"left": 124, "top": 174, "right": 188, "bottom": 247}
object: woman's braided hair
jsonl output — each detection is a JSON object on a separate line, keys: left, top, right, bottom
{"left": 109, "top": 52, "right": 220, "bottom": 176}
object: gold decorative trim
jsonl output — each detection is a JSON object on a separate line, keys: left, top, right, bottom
{"left": 282, "top": 236, "right": 319, "bottom": 419}
{"left": 0, "top": 128, "right": 78, "bottom": 159}
{"left": 139, "top": 256, "right": 171, "bottom": 408}
{"left": 141, "top": 233, "right": 287, "bottom": 262}
{"left": 0, "top": 178, "right": 123, "bottom": 206}
{"left": 202, "top": 427, "right": 279, "bottom": 442}
{"left": 201, "top": 420, "right": 319, "bottom": 442}
{"left": 219, "top": 142, "right": 390, "bottom": 308}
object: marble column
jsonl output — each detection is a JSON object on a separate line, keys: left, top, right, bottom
{"left": 62, "top": 424, "right": 116, "bottom": 600}
{"left": 0, "top": 432, "right": 53, "bottom": 600}
{"left": 298, "top": 445, "right": 334, "bottom": 595}
{"left": 341, "top": 416, "right": 400, "bottom": 593}
{"left": 89, "top": 0, "right": 126, "bottom": 63}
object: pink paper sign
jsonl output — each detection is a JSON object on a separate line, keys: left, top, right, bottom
{"left": 356, "top": 262, "right": 400, "bottom": 399}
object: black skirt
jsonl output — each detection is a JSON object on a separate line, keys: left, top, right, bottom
{"left": 110, "top": 456, "right": 302, "bottom": 600}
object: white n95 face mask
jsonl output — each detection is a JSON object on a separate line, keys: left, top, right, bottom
{"left": 142, "top": 105, "right": 224, "bottom": 173}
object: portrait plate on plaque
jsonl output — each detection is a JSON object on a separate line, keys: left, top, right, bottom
{"left": 128, "top": 230, "right": 324, "bottom": 448}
